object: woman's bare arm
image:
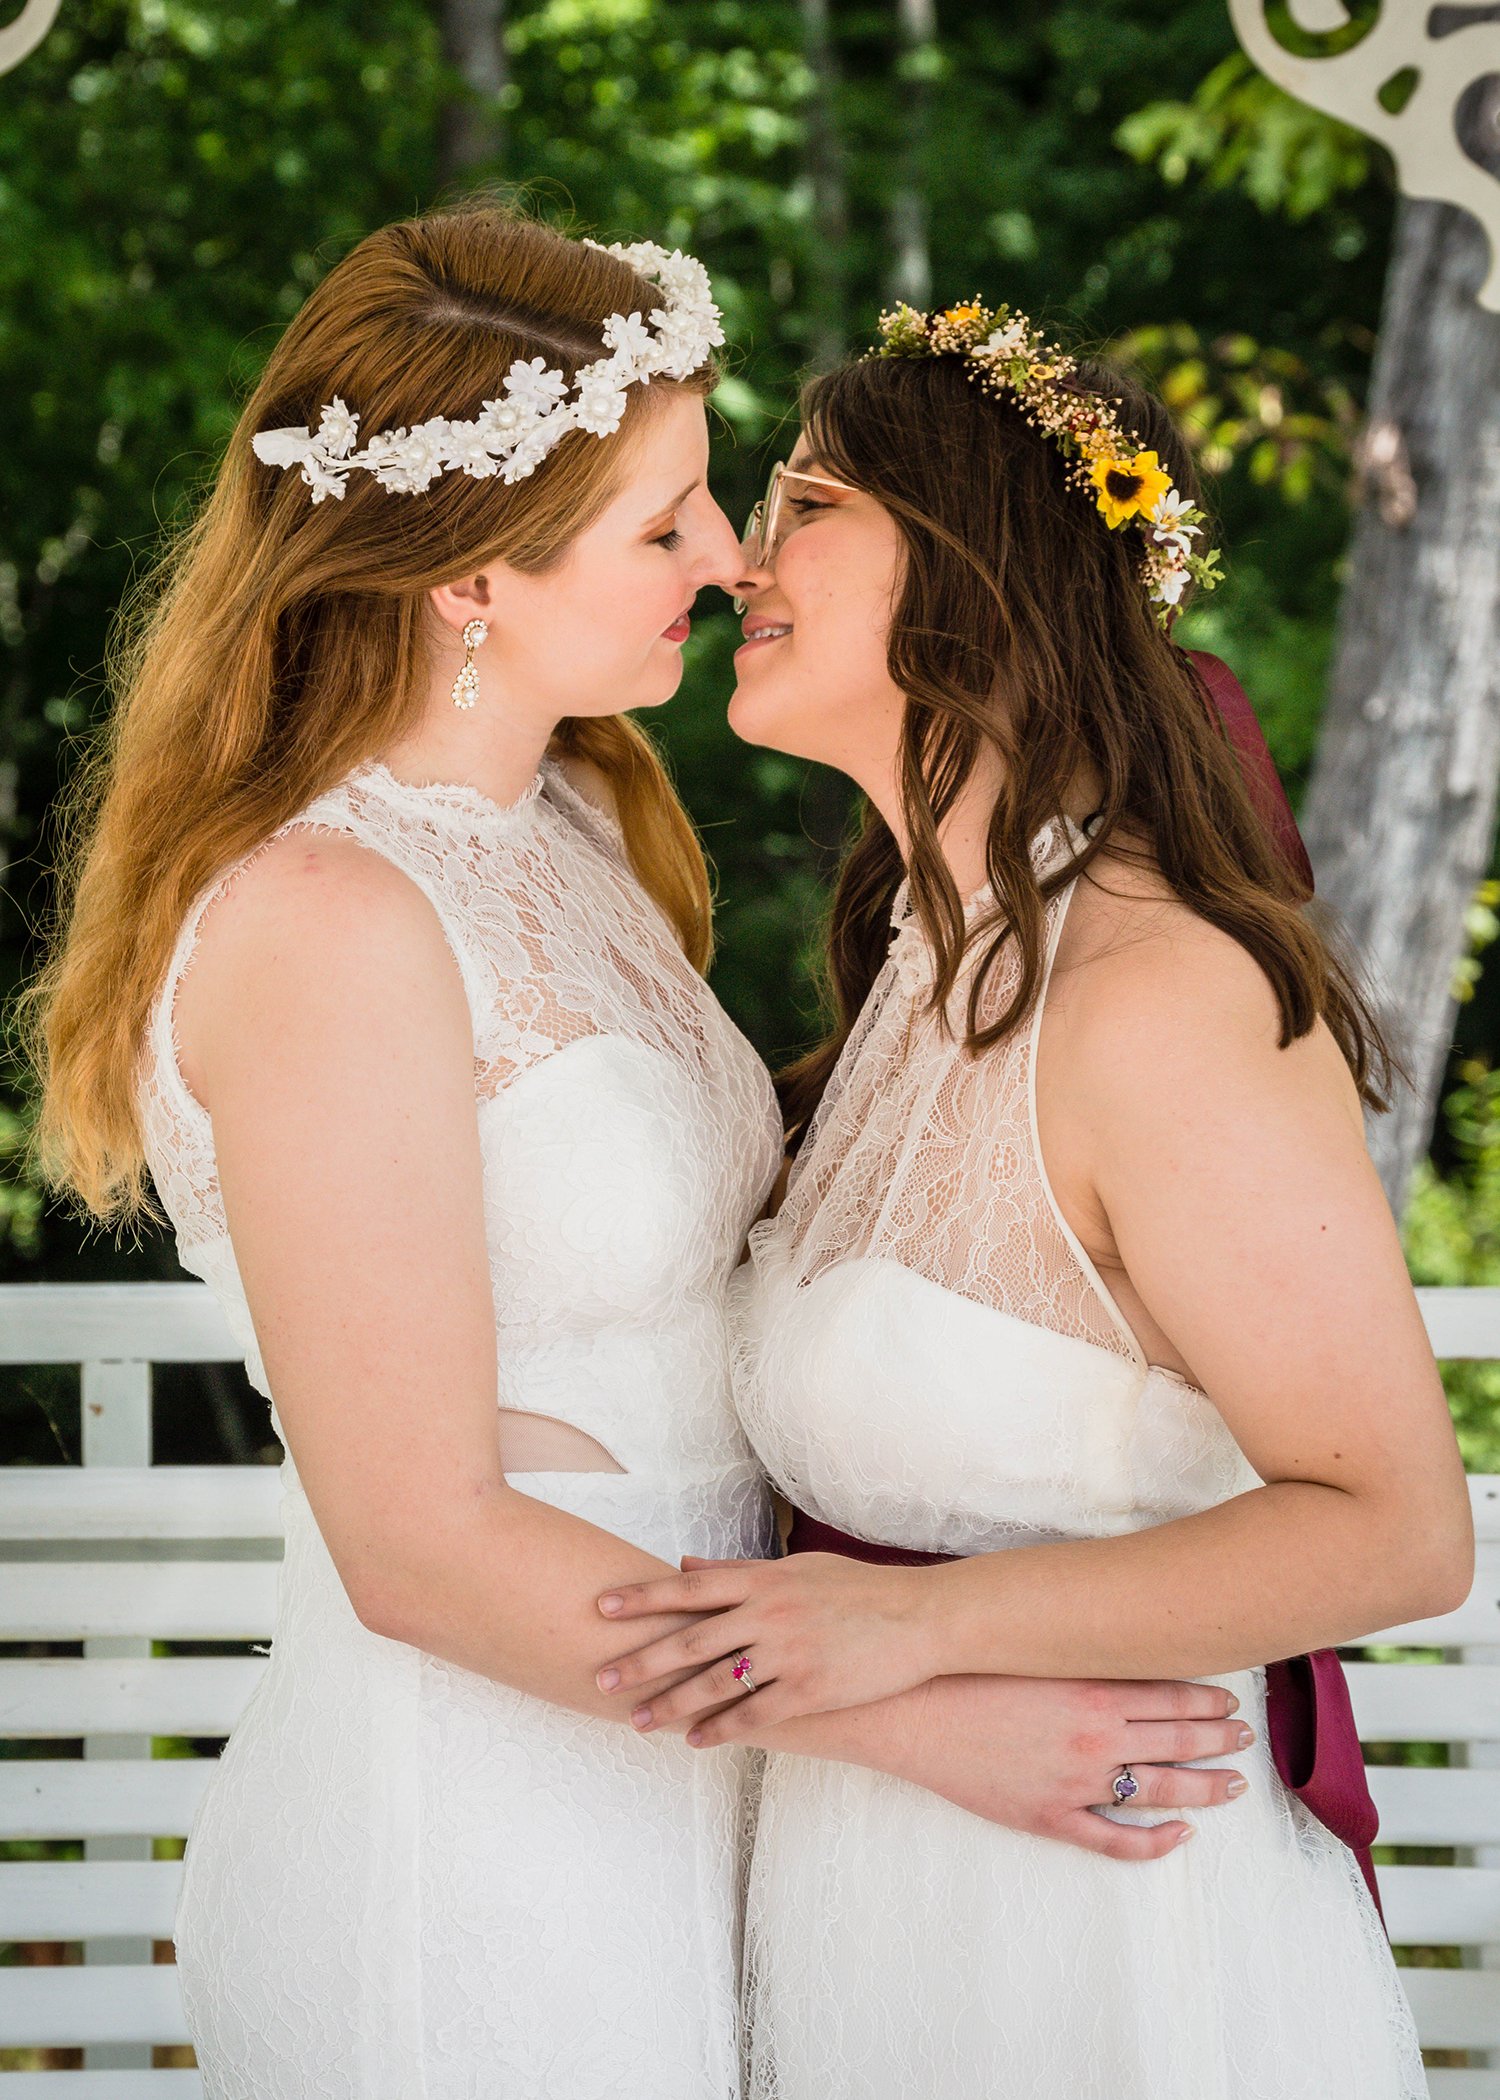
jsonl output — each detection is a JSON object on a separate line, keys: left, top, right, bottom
{"left": 590, "top": 911, "right": 1473, "bottom": 1738}
{"left": 181, "top": 828, "right": 723, "bottom": 1722}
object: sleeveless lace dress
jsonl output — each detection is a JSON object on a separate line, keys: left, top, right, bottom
{"left": 730, "top": 814, "right": 1427, "bottom": 2100}
{"left": 136, "top": 754, "right": 783, "bottom": 2099}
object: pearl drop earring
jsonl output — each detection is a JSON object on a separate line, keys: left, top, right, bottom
{"left": 450, "top": 618, "right": 488, "bottom": 710}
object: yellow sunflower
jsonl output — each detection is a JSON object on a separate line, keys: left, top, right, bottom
{"left": 1089, "top": 449, "right": 1173, "bottom": 529}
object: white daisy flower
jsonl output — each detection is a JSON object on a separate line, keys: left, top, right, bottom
{"left": 1148, "top": 488, "right": 1203, "bottom": 547}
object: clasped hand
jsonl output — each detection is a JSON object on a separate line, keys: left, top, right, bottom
{"left": 594, "top": 1551, "right": 932, "bottom": 1745}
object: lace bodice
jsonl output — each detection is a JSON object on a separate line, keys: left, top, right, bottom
{"left": 731, "top": 814, "right": 1259, "bottom": 1555}
{"left": 137, "top": 753, "right": 784, "bottom": 1480}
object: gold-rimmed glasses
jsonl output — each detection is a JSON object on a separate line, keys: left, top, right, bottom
{"left": 732, "top": 459, "right": 857, "bottom": 612}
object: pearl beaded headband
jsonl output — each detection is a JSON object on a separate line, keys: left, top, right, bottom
{"left": 249, "top": 239, "right": 724, "bottom": 506}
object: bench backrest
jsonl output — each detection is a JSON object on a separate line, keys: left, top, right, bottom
{"left": 4, "top": 1279, "right": 1500, "bottom": 2095}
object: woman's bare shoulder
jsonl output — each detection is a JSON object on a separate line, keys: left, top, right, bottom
{"left": 176, "top": 825, "right": 467, "bottom": 1095}
{"left": 1052, "top": 842, "right": 1362, "bottom": 1125}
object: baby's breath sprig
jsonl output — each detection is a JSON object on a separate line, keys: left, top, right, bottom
{"left": 867, "top": 298, "right": 1223, "bottom": 628}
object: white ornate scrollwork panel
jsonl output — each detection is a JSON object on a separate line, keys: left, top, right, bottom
{"left": 0, "top": 0, "right": 62, "bottom": 78}
{"left": 1228, "top": 0, "right": 1500, "bottom": 309}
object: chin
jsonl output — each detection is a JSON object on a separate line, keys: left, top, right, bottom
{"left": 726, "top": 685, "right": 801, "bottom": 755}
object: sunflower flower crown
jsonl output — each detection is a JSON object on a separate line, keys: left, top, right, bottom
{"left": 249, "top": 238, "right": 724, "bottom": 505}
{"left": 869, "top": 300, "right": 1224, "bottom": 627}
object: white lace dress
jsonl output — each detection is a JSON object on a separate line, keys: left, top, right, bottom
{"left": 730, "top": 814, "right": 1427, "bottom": 2100}
{"left": 136, "top": 755, "right": 783, "bottom": 2099}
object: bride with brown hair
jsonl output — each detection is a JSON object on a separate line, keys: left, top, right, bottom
{"left": 17, "top": 216, "right": 1259, "bottom": 2095}
{"left": 593, "top": 301, "right": 1473, "bottom": 2097}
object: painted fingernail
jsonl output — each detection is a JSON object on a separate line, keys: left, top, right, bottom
{"left": 631, "top": 1706, "right": 653, "bottom": 1729}
{"left": 1237, "top": 1725, "right": 1255, "bottom": 1748}
{"left": 1225, "top": 1694, "right": 1240, "bottom": 1714}
{"left": 686, "top": 1728, "right": 704, "bottom": 1747}
{"left": 597, "top": 1668, "right": 620, "bottom": 1691}
{"left": 599, "top": 1594, "right": 623, "bottom": 1615}
{"left": 1227, "top": 1776, "right": 1248, "bottom": 1798}
{"left": 1172, "top": 1825, "right": 1196, "bottom": 1845}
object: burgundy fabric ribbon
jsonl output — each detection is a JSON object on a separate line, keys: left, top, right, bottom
{"left": 785, "top": 1509, "right": 1384, "bottom": 1922}
{"left": 782, "top": 657, "right": 1386, "bottom": 1920}
{"left": 1183, "top": 648, "right": 1315, "bottom": 898}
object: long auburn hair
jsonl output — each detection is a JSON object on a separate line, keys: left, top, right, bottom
{"left": 779, "top": 342, "right": 1396, "bottom": 1144}
{"left": 17, "top": 201, "right": 717, "bottom": 1228}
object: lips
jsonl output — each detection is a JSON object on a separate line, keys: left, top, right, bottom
{"left": 662, "top": 604, "right": 693, "bottom": 642}
{"left": 737, "top": 616, "right": 793, "bottom": 653}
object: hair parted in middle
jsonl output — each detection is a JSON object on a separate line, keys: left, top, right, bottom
{"left": 777, "top": 336, "right": 1396, "bottom": 1146}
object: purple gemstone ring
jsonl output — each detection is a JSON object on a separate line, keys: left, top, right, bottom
{"left": 1111, "top": 1767, "right": 1140, "bottom": 1805}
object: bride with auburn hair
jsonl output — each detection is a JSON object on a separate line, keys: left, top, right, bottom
{"left": 19, "top": 210, "right": 1258, "bottom": 2095}
{"left": 595, "top": 302, "right": 1473, "bottom": 2097}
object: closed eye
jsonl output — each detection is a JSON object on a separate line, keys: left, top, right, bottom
{"left": 651, "top": 527, "right": 684, "bottom": 549}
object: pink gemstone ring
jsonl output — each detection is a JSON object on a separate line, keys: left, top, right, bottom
{"left": 730, "top": 1651, "right": 757, "bottom": 1694}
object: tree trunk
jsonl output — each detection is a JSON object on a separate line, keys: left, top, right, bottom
{"left": 1298, "top": 81, "right": 1500, "bottom": 1218}
{"left": 437, "top": 0, "right": 508, "bottom": 186}
{"left": 887, "top": 0, "right": 937, "bottom": 309}
{"left": 799, "top": 0, "right": 850, "bottom": 373}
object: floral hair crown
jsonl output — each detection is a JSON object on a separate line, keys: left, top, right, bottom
{"left": 869, "top": 300, "right": 1224, "bottom": 627}
{"left": 249, "top": 238, "right": 724, "bottom": 505}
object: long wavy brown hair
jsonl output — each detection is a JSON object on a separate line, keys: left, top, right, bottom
{"left": 17, "top": 200, "right": 717, "bottom": 1228}
{"left": 779, "top": 342, "right": 1396, "bottom": 1144}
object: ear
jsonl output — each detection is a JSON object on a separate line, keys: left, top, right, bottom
{"left": 428, "top": 571, "right": 495, "bottom": 636}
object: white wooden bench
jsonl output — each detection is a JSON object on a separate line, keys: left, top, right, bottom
{"left": 4, "top": 1281, "right": 1500, "bottom": 2093}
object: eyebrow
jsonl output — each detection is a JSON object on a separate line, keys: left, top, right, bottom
{"left": 648, "top": 477, "right": 701, "bottom": 518}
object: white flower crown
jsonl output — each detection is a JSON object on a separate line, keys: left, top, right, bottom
{"left": 249, "top": 238, "right": 724, "bottom": 505}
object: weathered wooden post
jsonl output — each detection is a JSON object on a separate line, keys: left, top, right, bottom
{"left": 1228, "top": 0, "right": 1500, "bottom": 1218}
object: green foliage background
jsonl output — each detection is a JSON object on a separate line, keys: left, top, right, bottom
{"left": 5, "top": 0, "right": 1495, "bottom": 1458}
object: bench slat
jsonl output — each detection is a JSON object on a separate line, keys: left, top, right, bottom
{"left": 1399, "top": 1966, "right": 1500, "bottom": 2049}
{"left": 1418, "top": 1287, "right": 1500, "bottom": 1365}
{"left": 4, "top": 1562, "right": 280, "bottom": 1640}
{"left": 0, "top": 1964, "right": 191, "bottom": 2048}
{"left": 1381, "top": 1865, "right": 1500, "bottom": 1944}
{"left": 1369, "top": 1765, "right": 1500, "bottom": 1845}
{"left": 1, "top": 1858, "right": 183, "bottom": 1939}
{"left": 0, "top": 1280, "right": 238, "bottom": 1364}
{"left": 0, "top": 2076, "right": 203, "bottom": 2097}
{"left": 0, "top": 1757, "right": 217, "bottom": 1839}
{"left": 0, "top": 1467, "right": 282, "bottom": 1541}
{"left": 0, "top": 1657, "right": 265, "bottom": 1738}
{"left": 1347, "top": 1664, "right": 1500, "bottom": 1741}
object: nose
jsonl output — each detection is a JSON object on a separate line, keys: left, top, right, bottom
{"left": 693, "top": 496, "right": 772, "bottom": 612}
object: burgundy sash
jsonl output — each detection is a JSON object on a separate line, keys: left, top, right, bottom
{"left": 786, "top": 1508, "right": 1384, "bottom": 1921}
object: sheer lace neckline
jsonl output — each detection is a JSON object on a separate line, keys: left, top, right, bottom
{"left": 351, "top": 753, "right": 549, "bottom": 835}
{"left": 887, "top": 810, "right": 1082, "bottom": 936}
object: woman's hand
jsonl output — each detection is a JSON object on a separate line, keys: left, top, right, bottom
{"left": 597, "top": 1550, "right": 956, "bottom": 1742}
{"left": 852, "top": 1672, "right": 1253, "bottom": 1859}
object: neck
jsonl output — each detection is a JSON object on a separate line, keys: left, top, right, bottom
{"left": 378, "top": 655, "right": 559, "bottom": 811}
{"left": 859, "top": 746, "right": 1103, "bottom": 901}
